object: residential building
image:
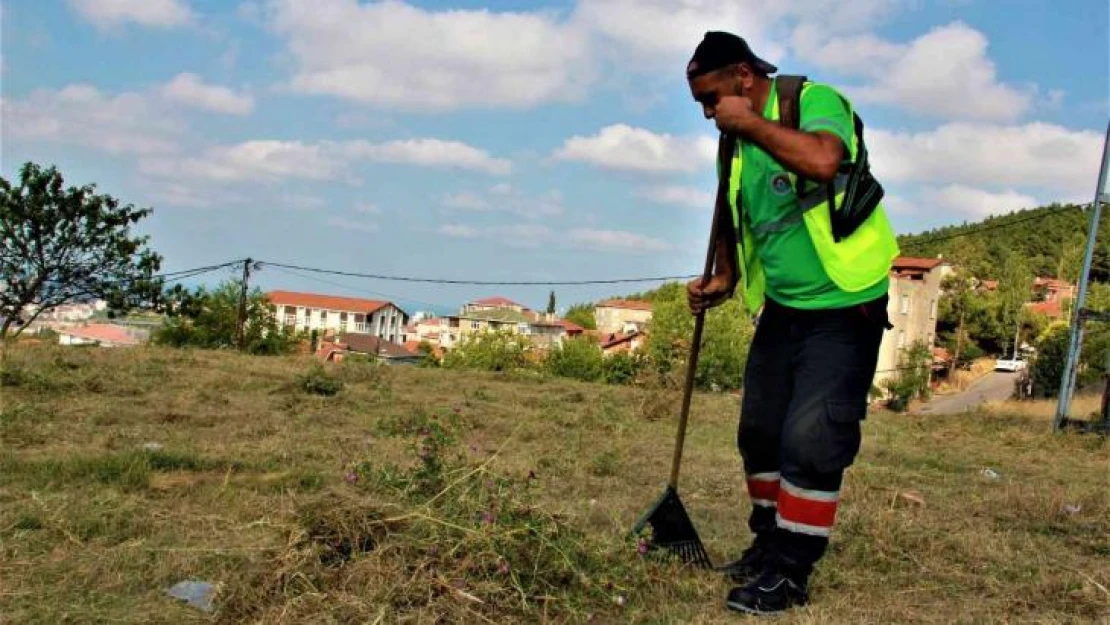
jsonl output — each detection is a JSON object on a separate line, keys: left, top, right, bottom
{"left": 1025, "top": 277, "right": 1076, "bottom": 319}
{"left": 599, "top": 331, "right": 645, "bottom": 355}
{"left": 57, "top": 323, "right": 145, "bottom": 347}
{"left": 462, "top": 296, "right": 527, "bottom": 316}
{"left": 594, "top": 299, "right": 653, "bottom": 334}
{"left": 317, "top": 333, "right": 421, "bottom": 365}
{"left": 447, "top": 307, "right": 569, "bottom": 348}
{"left": 267, "top": 290, "right": 408, "bottom": 344}
{"left": 873, "top": 257, "right": 952, "bottom": 391}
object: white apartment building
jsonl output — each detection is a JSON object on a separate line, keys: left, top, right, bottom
{"left": 267, "top": 290, "right": 409, "bottom": 344}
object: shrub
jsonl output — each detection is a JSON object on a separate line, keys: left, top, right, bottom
{"left": 883, "top": 340, "right": 933, "bottom": 412}
{"left": 545, "top": 336, "right": 603, "bottom": 382}
{"left": 442, "top": 330, "right": 532, "bottom": 372}
{"left": 299, "top": 363, "right": 344, "bottom": 396}
{"left": 602, "top": 350, "right": 644, "bottom": 386}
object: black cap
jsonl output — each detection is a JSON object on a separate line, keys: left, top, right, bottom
{"left": 686, "top": 31, "right": 777, "bottom": 79}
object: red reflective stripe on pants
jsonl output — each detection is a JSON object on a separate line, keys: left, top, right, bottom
{"left": 746, "top": 478, "right": 780, "bottom": 502}
{"left": 777, "top": 487, "right": 838, "bottom": 529}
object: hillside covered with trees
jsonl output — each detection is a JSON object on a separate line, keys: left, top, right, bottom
{"left": 897, "top": 203, "right": 1104, "bottom": 284}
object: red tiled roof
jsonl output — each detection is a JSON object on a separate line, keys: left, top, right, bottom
{"left": 597, "top": 299, "right": 653, "bottom": 311}
{"left": 335, "top": 333, "right": 417, "bottom": 359}
{"left": 1033, "top": 277, "right": 1074, "bottom": 290}
{"left": 893, "top": 257, "right": 943, "bottom": 271}
{"left": 60, "top": 324, "right": 140, "bottom": 345}
{"left": 472, "top": 296, "right": 523, "bottom": 307}
{"left": 601, "top": 331, "right": 641, "bottom": 349}
{"left": 267, "top": 290, "right": 390, "bottom": 314}
{"left": 1026, "top": 300, "right": 1064, "bottom": 318}
{"left": 554, "top": 318, "right": 584, "bottom": 333}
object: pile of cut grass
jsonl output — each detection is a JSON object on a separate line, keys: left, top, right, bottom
{"left": 1, "top": 344, "right": 1107, "bottom": 623}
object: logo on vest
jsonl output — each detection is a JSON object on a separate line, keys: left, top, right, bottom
{"left": 770, "top": 173, "right": 792, "bottom": 196}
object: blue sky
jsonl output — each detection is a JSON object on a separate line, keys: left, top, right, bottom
{"left": 3, "top": 0, "right": 1107, "bottom": 316}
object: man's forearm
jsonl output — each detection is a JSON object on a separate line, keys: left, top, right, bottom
{"left": 738, "top": 116, "right": 842, "bottom": 182}
{"left": 713, "top": 210, "right": 738, "bottom": 288}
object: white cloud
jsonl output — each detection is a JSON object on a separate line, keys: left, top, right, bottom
{"left": 868, "top": 122, "right": 1104, "bottom": 196}
{"left": 439, "top": 224, "right": 481, "bottom": 239}
{"left": 161, "top": 73, "right": 254, "bottom": 115}
{"left": 442, "top": 192, "right": 492, "bottom": 211}
{"left": 640, "top": 185, "right": 714, "bottom": 209}
{"left": 1, "top": 84, "right": 184, "bottom": 155}
{"left": 327, "top": 216, "right": 379, "bottom": 232}
{"left": 440, "top": 186, "right": 563, "bottom": 218}
{"left": 554, "top": 124, "right": 715, "bottom": 173}
{"left": 437, "top": 223, "right": 552, "bottom": 247}
{"left": 68, "top": 0, "right": 193, "bottom": 28}
{"left": 140, "top": 140, "right": 338, "bottom": 182}
{"left": 924, "top": 185, "right": 1039, "bottom": 219}
{"left": 800, "top": 23, "right": 1032, "bottom": 122}
{"left": 266, "top": 0, "right": 593, "bottom": 111}
{"left": 574, "top": 0, "right": 783, "bottom": 69}
{"left": 140, "top": 137, "right": 511, "bottom": 183}
{"left": 342, "top": 139, "right": 511, "bottom": 175}
{"left": 569, "top": 228, "right": 673, "bottom": 253}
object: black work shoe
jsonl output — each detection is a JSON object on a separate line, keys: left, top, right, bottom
{"left": 725, "top": 568, "right": 809, "bottom": 615}
{"left": 719, "top": 537, "right": 774, "bottom": 584}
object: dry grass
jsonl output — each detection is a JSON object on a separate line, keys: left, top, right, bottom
{"left": 933, "top": 358, "right": 997, "bottom": 395}
{"left": 982, "top": 394, "right": 1103, "bottom": 422}
{"left": 1, "top": 345, "right": 1108, "bottom": 623}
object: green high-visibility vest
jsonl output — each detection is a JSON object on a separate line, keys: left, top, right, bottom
{"left": 725, "top": 82, "right": 900, "bottom": 315}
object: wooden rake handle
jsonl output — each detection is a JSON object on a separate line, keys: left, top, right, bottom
{"left": 668, "top": 132, "right": 735, "bottom": 490}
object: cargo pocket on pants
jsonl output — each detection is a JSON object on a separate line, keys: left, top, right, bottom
{"left": 813, "top": 399, "right": 865, "bottom": 474}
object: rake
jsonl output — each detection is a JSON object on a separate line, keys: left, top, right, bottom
{"left": 630, "top": 132, "right": 737, "bottom": 570}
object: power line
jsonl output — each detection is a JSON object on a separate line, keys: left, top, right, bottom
{"left": 266, "top": 265, "right": 454, "bottom": 312}
{"left": 260, "top": 260, "right": 699, "bottom": 286}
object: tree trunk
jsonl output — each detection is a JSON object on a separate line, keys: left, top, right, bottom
{"left": 949, "top": 307, "right": 966, "bottom": 380}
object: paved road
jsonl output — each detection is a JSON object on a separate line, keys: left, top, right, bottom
{"left": 915, "top": 371, "right": 1017, "bottom": 415}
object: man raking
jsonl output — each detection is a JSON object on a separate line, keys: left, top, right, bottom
{"left": 684, "top": 31, "right": 899, "bottom": 615}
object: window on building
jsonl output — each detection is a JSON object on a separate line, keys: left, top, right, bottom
{"left": 900, "top": 294, "right": 910, "bottom": 314}
{"left": 340, "top": 312, "right": 348, "bottom": 323}
{"left": 930, "top": 299, "right": 937, "bottom": 319}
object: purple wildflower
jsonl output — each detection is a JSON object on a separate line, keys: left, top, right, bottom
{"left": 344, "top": 471, "right": 359, "bottom": 484}
{"left": 498, "top": 559, "right": 510, "bottom": 575}
{"left": 636, "top": 538, "right": 649, "bottom": 556}
{"left": 482, "top": 511, "right": 495, "bottom": 525}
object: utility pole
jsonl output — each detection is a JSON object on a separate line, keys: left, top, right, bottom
{"left": 236, "top": 257, "right": 252, "bottom": 352}
{"left": 1055, "top": 120, "right": 1110, "bottom": 432}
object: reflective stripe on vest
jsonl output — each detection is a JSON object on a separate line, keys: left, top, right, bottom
{"left": 727, "top": 82, "right": 900, "bottom": 315}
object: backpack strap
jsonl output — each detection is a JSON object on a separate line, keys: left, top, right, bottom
{"left": 774, "top": 74, "right": 807, "bottom": 131}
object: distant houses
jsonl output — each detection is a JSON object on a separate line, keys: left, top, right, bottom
{"left": 57, "top": 323, "right": 147, "bottom": 348}
{"left": 873, "top": 256, "right": 952, "bottom": 391}
{"left": 594, "top": 299, "right": 653, "bottom": 335}
{"left": 266, "top": 290, "right": 409, "bottom": 344}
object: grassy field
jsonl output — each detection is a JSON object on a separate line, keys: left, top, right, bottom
{"left": 1, "top": 345, "right": 1107, "bottom": 624}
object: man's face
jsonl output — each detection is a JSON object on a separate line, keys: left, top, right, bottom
{"left": 688, "top": 64, "right": 750, "bottom": 121}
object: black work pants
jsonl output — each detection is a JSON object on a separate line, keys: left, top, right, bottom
{"left": 738, "top": 294, "right": 888, "bottom": 573}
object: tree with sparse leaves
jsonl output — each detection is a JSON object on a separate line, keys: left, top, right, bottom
{"left": 0, "top": 162, "right": 163, "bottom": 339}
{"left": 564, "top": 303, "right": 597, "bottom": 330}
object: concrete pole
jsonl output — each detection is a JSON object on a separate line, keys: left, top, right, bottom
{"left": 1055, "top": 120, "right": 1110, "bottom": 431}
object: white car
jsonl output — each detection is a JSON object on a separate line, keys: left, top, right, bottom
{"left": 994, "top": 358, "right": 1027, "bottom": 372}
